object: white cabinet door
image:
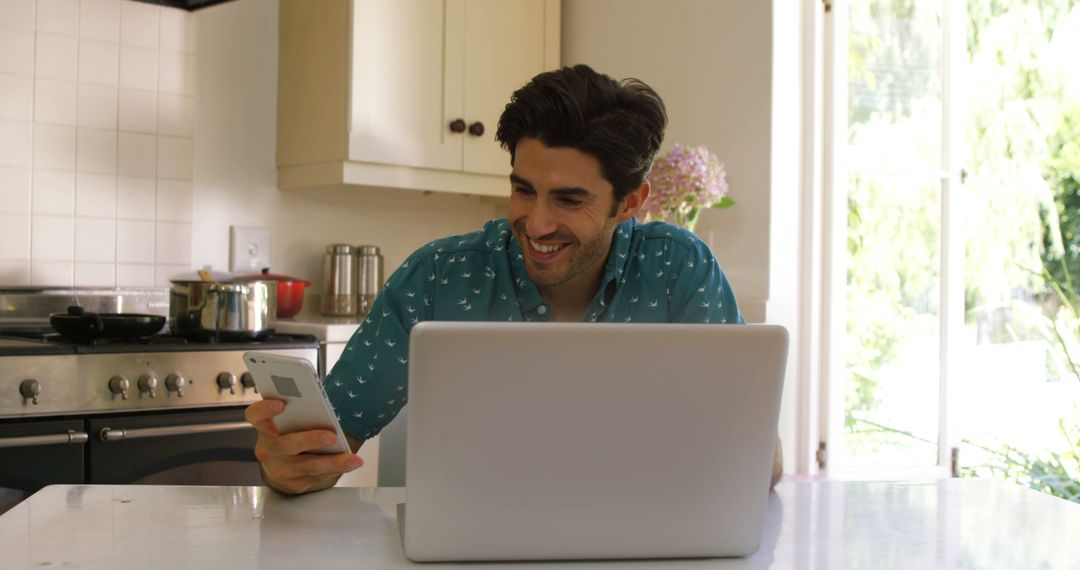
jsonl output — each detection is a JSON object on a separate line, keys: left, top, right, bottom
{"left": 349, "top": 0, "right": 465, "bottom": 171}
{"left": 462, "top": 0, "right": 548, "bottom": 175}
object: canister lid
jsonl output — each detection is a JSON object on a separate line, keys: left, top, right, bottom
{"left": 327, "top": 244, "right": 354, "bottom": 254}
{"left": 357, "top": 245, "right": 380, "bottom": 255}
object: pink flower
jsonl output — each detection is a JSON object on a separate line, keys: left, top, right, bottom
{"left": 641, "top": 144, "right": 731, "bottom": 230}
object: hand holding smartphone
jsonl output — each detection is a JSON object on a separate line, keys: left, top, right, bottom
{"left": 244, "top": 352, "right": 351, "bottom": 455}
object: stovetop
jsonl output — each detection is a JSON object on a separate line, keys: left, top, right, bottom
{"left": 0, "top": 332, "right": 319, "bottom": 355}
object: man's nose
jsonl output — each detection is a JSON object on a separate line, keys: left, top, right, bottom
{"left": 525, "top": 200, "right": 557, "bottom": 238}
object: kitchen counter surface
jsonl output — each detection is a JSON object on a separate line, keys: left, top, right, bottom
{"left": 276, "top": 313, "right": 363, "bottom": 342}
{"left": 2, "top": 480, "right": 1079, "bottom": 569}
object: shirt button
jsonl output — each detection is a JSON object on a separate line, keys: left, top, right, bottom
{"left": 536, "top": 305, "right": 548, "bottom": 315}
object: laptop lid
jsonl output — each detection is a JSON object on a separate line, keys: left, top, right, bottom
{"left": 402, "top": 322, "right": 788, "bottom": 562}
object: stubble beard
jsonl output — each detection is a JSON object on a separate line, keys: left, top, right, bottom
{"left": 512, "top": 218, "right": 619, "bottom": 290}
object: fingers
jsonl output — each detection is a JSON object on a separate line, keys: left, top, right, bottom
{"left": 263, "top": 453, "right": 364, "bottom": 494}
{"left": 244, "top": 399, "right": 284, "bottom": 436}
{"left": 290, "top": 452, "right": 363, "bottom": 478}
{"left": 274, "top": 429, "right": 341, "bottom": 456}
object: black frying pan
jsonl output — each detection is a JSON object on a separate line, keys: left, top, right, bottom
{"left": 50, "top": 306, "right": 166, "bottom": 339}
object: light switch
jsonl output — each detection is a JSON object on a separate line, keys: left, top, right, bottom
{"left": 229, "top": 226, "right": 271, "bottom": 272}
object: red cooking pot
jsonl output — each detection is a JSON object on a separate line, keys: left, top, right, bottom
{"left": 236, "top": 268, "right": 311, "bottom": 319}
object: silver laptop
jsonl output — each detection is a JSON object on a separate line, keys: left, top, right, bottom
{"left": 400, "top": 322, "right": 787, "bottom": 562}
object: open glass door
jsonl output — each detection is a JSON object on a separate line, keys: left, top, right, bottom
{"left": 822, "top": 0, "right": 964, "bottom": 478}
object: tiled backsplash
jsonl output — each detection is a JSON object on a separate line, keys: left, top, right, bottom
{"left": 0, "top": 0, "right": 195, "bottom": 287}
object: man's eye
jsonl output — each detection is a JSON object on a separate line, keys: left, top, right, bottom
{"left": 559, "top": 198, "right": 584, "bottom": 207}
{"left": 512, "top": 186, "right": 534, "bottom": 197}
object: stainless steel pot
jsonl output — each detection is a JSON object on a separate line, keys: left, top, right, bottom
{"left": 168, "top": 280, "right": 276, "bottom": 340}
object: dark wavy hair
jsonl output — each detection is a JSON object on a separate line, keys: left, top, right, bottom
{"left": 496, "top": 64, "right": 667, "bottom": 205}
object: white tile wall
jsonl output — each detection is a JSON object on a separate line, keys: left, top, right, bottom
{"left": 32, "top": 123, "right": 76, "bottom": 170}
{"left": 0, "top": 262, "right": 31, "bottom": 286}
{"left": 76, "top": 83, "right": 118, "bottom": 128}
{"left": 34, "top": 78, "right": 77, "bottom": 124}
{"left": 31, "top": 215, "right": 75, "bottom": 260}
{"left": 37, "top": 0, "right": 80, "bottom": 36}
{"left": 75, "top": 172, "right": 116, "bottom": 217}
{"left": 0, "top": 214, "right": 31, "bottom": 260}
{"left": 79, "top": 39, "right": 120, "bottom": 85}
{"left": 31, "top": 261, "right": 74, "bottom": 286}
{"left": 118, "top": 87, "right": 156, "bottom": 132}
{"left": 0, "top": 121, "right": 33, "bottom": 167}
{"left": 36, "top": 33, "right": 78, "bottom": 81}
{"left": 116, "top": 263, "right": 154, "bottom": 286}
{"left": 32, "top": 169, "right": 75, "bottom": 215}
{"left": 0, "top": 167, "right": 32, "bottom": 214}
{"left": 75, "top": 216, "right": 115, "bottom": 262}
{"left": 116, "top": 175, "right": 154, "bottom": 219}
{"left": 116, "top": 219, "right": 154, "bottom": 262}
{"left": 0, "top": 0, "right": 37, "bottom": 32}
{"left": 0, "top": 31, "right": 36, "bottom": 76}
{"left": 0, "top": 75, "right": 34, "bottom": 121}
{"left": 0, "top": 0, "right": 196, "bottom": 287}
{"left": 80, "top": 0, "right": 121, "bottom": 42}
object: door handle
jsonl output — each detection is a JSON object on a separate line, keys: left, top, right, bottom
{"left": 0, "top": 430, "right": 89, "bottom": 449}
{"left": 99, "top": 422, "right": 253, "bottom": 442}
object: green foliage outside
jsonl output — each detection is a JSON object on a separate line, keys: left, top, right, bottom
{"left": 844, "top": 0, "right": 1080, "bottom": 501}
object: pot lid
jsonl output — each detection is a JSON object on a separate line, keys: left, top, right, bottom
{"left": 235, "top": 268, "right": 311, "bottom": 284}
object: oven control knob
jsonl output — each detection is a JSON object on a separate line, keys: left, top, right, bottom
{"left": 240, "top": 372, "right": 257, "bottom": 393}
{"left": 217, "top": 372, "right": 237, "bottom": 395}
{"left": 108, "top": 376, "right": 130, "bottom": 401}
{"left": 19, "top": 379, "right": 41, "bottom": 405}
{"left": 166, "top": 374, "right": 186, "bottom": 398}
{"left": 137, "top": 374, "right": 159, "bottom": 399}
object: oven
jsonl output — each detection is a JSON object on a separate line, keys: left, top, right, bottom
{"left": 0, "top": 289, "right": 318, "bottom": 515}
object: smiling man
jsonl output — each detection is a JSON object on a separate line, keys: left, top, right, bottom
{"left": 245, "top": 64, "right": 776, "bottom": 495}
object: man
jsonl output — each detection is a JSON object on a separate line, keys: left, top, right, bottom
{"left": 246, "top": 64, "right": 781, "bottom": 494}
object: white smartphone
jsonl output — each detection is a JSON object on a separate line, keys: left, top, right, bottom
{"left": 243, "top": 351, "right": 351, "bottom": 455}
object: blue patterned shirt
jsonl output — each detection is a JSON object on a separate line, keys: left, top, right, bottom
{"left": 325, "top": 218, "right": 744, "bottom": 439}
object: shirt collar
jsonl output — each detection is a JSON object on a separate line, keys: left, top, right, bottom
{"left": 506, "top": 218, "right": 637, "bottom": 315}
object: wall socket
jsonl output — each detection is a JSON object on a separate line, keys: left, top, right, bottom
{"left": 229, "top": 226, "right": 272, "bottom": 272}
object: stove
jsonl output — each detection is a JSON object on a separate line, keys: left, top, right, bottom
{"left": 0, "top": 332, "right": 318, "bottom": 418}
{"left": 0, "top": 288, "right": 321, "bottom": 514}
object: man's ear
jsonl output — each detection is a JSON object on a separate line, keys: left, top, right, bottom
{"left": 615, "top": 181, "right": 650, "bottom": 223}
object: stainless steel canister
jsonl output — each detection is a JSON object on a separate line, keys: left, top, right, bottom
{"left": 356, "top": 245, "right": 384, "bottom": 316}
{"left": 321, "top": 244, "right": 357, "bottom": 316}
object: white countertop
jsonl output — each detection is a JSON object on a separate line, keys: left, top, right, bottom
{"left": 2, "top": 480, "right": 1079, "bottom": 569}
{"left": 276, "top": 313, "right": 364, "bottom": 342}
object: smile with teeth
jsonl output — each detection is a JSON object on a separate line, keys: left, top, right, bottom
{"left": 529, "top": 239, "right": 567, "bottom": 254}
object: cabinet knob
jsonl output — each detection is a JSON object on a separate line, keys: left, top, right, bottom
{"left": 449, "top": 119, "right": 466, "bottom": 133}
{"left": 468, "top": 121, "right": 485, "bottom": 137}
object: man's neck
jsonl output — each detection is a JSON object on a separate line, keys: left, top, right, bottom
{"left": 538, "top": 261, "right": 606, "bottom": 322}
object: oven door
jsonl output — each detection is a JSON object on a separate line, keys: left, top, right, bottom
{"left": 0, "top": 418, "right": 87, "bottom": 514}
{"left": 88, "top": 408, "right": 262, "bottom": 486}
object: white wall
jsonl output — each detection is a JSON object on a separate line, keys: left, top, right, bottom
{"left": 191, "top": 0, "right": 498, "bottom": 301}
{"left": 562, "top": 0, "right": 803, "bottom": 472}
{"left": 0, "top": 0, "right": 197, "bottom": 288}
{"left": 561, "top": 0, "right": 773, "bottom": 322}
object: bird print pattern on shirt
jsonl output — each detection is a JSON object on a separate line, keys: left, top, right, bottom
{"left": 324, "top": 218, "right": 744, "bottom": 440}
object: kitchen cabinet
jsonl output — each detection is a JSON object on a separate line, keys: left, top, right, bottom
{"left": 277, "top": 0, "right": 561, "bottom": 196}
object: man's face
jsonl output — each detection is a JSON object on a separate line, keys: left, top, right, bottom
{"left": 508, "top": 138, "right": 630, "bottom": 294}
